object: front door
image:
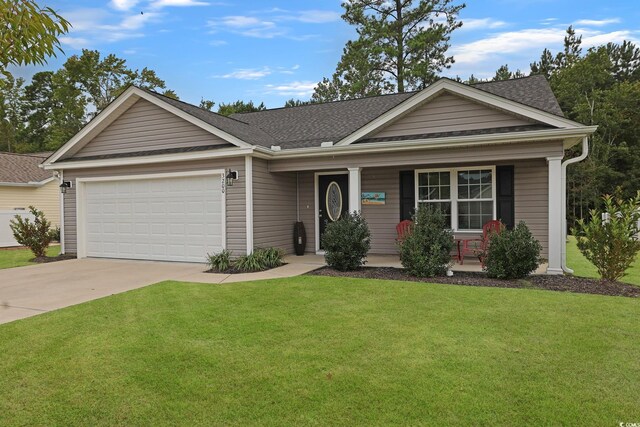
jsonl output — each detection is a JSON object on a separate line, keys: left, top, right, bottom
{"left": 318, "top": 174, "right": 349, "bottom": 250}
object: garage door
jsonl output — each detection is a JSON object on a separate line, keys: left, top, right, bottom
{"left": 83, "top": 173, "right": 224, "bottom": 263}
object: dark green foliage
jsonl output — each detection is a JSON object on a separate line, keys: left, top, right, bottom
{"left": 208, "top": 247, "right": 285, "bottom": 273}
{"left": 572, "top": 191, "right": 640, "bottom": 281}
{"left": 9, "top": 206, "right": 53, "bottom": 258}
{"left": 322, "top": 212, "right": 371, "bottom": 271}
{"left": 49, "top": 226, "right": 61, "bottom": 243}
{"left": 399, "top": 205, "right": 454, "bottom": 277}
{"left": 216, "top": 100, "right": 266, "bottom": 116}
{"left": 484, "top": 222, "right": 543, "bottom": 279}
{"left": 207, "top": 249, "right": 232, "bottom": 272}
{"left": 313, "top": 0, "right": 465, "bottom": 101}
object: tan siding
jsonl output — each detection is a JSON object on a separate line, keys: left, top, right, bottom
{"left": 294, "top": 160, "right": 550, "bottom": 257}
{"left": 372, "top": 93, "right": 534, "bottom": 138}
{"left": 270, "top": 140, "right": 565, "bottom": 172}
{"left": 70, "top": 99, "right": 229, "bottom": 159}
{"left": 252, "top": 158, "right": 297, "bottom": 253}
{"left": 63, "top": 158, "right": 246, "bottom": 255}
{"left": 297, "top": 172, "right": 316, "bottom": 252}
{"left": 0, "top": 180, "right": 60, "bottom": 226}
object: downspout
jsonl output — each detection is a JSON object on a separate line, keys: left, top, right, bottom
{"left": 561, "top": 137, "right": 589, "bottom": 273}
{"left": 57, "top": 170, "right": 65, "bottom": 255}
{"left": 296, "top": 172, "right": 300, "bottom": 222}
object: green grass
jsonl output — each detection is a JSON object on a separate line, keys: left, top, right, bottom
{"left": 0, "top": 245, "right": 60, "bottom": 270}
{"left": 1, "top": 277, "right": 639, "bottom": 426}
{"left": 567, "top": 236, "right": 640, "bottom": 285}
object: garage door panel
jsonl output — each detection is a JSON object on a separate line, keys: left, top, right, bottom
{"left": 83, "top": 174, "right": 223, "bottom": 262}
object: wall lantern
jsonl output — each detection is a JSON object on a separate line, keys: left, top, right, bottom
{"left": 59, "top": 181, "right": 72, "bottom": 194}
{"left": 225, "top": 169, "right": 239, "bottom": 187}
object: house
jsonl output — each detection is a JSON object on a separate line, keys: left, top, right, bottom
{"left": 41, "top": 75, "right": 596, "bottom": 274}
{"left": 1, "top": 152, "right": 60, "bottom": 247}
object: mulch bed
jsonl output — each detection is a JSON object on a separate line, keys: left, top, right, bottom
{"left": 31, "top": 254, "right": 76, "bottom": 264}
{"left": 206, "top": 263, "right": 288, "bottom": 274}
{"left": 309, "top": 266, "right": 640, "bottom": 298}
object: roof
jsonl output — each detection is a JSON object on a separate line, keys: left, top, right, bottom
{"left": 473, "top": 75, "right": 564, "bottom": 117}
{"left": 0, "top": 152, "right": 53, "bottom": 184}
{"left": 142, "top": 90, "right": 277, "bottom": 146}
{"left": 229, "top": 75, "right": 564, "bottom": 149}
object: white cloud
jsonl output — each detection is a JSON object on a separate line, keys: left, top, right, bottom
{"left": 208, "top": 16, "right": 284, "bottom": 38}
{"left": 283, "top": 10, "right": 341, "bottom": 24}
{"left": 264, "top": 81, "right": 317, "bottom": 97}
{"left": 460, "top": 18, "right": 508, "bottom": 31}
{"left": 582, "top": 30, "right": 636, "bottom": 46}
{"left": 575, "top": 18, "right": 621, "bottom": 27}
{"left": 110, "top": 0, "right": 139, "bottom": 11}
{"left": 59, "top": 36, "right": 91, "bottom": 49}
{"left": 150, "top": 0, "right": 209, "bottom": 8}
{"left": 214, "top": 67, "right": 272, "bottom": 79}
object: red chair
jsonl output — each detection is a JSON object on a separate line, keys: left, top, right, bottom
{"left": 396, "top": 220, "right": 413, "bottom": 244}
{"left": 459, "top": 220, "right": 503, "bottom": 266}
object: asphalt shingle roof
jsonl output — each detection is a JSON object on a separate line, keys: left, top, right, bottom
{"left": 0, "top": 152, "right": 53, "bottom": 184}
{"left": 140, "top": 75, "right": 564, "bottom": 151}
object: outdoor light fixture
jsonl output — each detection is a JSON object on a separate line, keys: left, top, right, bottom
{"left": 225, "top": 169, "right": 238, "bottom": 187}
{"left": 59, "top": 181, "right": 72, "bottom": 194}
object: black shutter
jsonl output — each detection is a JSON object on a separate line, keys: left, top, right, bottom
{"left": 399, "top": 170, "right": 415, "bottom": 221}
{"left": 496, "top": 165, "right": 515, "bottom": 229}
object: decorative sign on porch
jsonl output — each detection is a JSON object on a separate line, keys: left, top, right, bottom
{"left": 361, "top": 192, "right": 386, "bottom": 205}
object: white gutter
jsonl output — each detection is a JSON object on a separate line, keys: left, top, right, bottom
{"left": 57, "top": 170, "right": 65, "bottom": 254}
{"left": 561, "top": 136, "right": 589, "bottom": 274}
{"left": 0, "top": 177, "right": 56, "bottom": 187}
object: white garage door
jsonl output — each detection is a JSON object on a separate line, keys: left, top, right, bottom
{"left": 82, "top": 173, "right": 224, "bottom": 263}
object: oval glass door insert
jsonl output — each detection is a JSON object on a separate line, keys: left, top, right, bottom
{"left": 326, "top": 181, "right": 343, "bottom": 221}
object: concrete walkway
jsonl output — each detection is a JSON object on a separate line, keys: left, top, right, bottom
{"left": 0, "top": 255, "right": 322, "bottom": 325}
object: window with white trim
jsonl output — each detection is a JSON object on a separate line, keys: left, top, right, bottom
{"left": 416, "top": 167, "right": 496, "bottom": 231}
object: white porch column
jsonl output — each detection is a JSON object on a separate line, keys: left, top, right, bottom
{"left": 547, "top": 156, "right": 563, "bottom": 274}
{"left": 348, "top": 167, "right": 361, "bottom": 214}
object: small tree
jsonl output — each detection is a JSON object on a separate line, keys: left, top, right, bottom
{"left": 9, "top": 206, "right": 53, "bottom": 258}
{"left": 322, "top": 212, "right": 371, "bottom": 271}
{"left": 572, "top": 191, "right": 640, "bottom": 282}
{"left": 399, "top": 205, "right": 454, "bottom": 277}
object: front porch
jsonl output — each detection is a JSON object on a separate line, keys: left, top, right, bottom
{"left": 284, "top": 253, "right": 549, "bottom": 274}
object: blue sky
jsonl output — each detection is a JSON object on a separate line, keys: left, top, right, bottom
{"left": 12, "top": 0, "right": 640, "bottom": 108}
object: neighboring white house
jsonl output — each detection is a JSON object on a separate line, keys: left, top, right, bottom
{"left": 0, "top": 152, "right": 59, "bottom": 247}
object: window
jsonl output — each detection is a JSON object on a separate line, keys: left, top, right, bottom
{"left": 417, "top": 171, "right": 452, "bottom": 227}
{"left": 416, "top": 167, "right": 495, "bottom": 231}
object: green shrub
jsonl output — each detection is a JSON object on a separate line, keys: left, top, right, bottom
{"left": 254, "top": 247, "right": 285, "bottom": 269}
{"left": 321, "top": 212, "right": 371, "bottom": 271}
{"left": 207, "top": 249, "right": 232, "bottom": 272}
{"left": 484, "top": 221, "right": 543, "bottom": 279}
{"left": 9, "top": 206, "right": 52, "bottom": 258}
{"left": 208, "top": 247, "right": 285, "bottom": 273}
{"left": 572, "top": 191, "right": 640, "bottom": 281}
{"left": 49, "top": 226, "right": 61, "bottom": 242}
{"left": 399, "top": 205, "right": 454, "bottom": 277}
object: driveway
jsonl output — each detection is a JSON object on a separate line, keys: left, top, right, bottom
{"left": 0, "top": 257, "right": 323, "bottom": 325}
{"left": 0, "top": 258, "right": 204, "bottom": 324}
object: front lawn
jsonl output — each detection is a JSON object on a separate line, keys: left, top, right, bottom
{"left": 567, "top": 236, "right": 640, "bottom": 285}
{"left": 0, "top": 277, "right": 638, "bottom": 425}
{"left": 0, "top": 245, "right": 60, "bottom": 270}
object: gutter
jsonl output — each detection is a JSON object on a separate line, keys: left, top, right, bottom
{"left": 0, "top": 177, "right": 56, "bottom": 187}
{"left": 561, "top": 136, "right": 589, "bottom": 274}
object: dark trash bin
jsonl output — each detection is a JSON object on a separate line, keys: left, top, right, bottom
{"left": 293, "top": 221, "right": 306, "bottom": 256}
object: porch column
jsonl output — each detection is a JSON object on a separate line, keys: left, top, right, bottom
{"left": 547, "top": 156, "right": 563, "bottom": 275}
{"left": 348, "top": 167, "right": 361, "bottom": 213}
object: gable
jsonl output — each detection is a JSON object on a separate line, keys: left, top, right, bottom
{"left": 64, "top": 99, "right": 231, "bottom": 160}
{"left": 367, "top": 92, "right": 539, "bottom": 140}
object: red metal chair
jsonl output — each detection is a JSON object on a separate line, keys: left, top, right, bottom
{"left": 459, "top": 220, "right": 503, "bottom": 266}
{"left": 396, "top": 220, "right": 413, "bottom": 244}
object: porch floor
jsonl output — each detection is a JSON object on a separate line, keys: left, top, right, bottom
{"left": 286, "top": 254, "right": 548, "bottom": 275}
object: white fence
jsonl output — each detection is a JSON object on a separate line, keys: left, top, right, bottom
{"left": 0, "top": 210, "right": 34, "bottom": 248}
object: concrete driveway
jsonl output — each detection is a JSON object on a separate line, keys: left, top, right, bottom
{"left": 0, "top": 258, "right": 205, "bottom": 324}
{"left": 0, "top": 256, "right": 322, "bottom": 325}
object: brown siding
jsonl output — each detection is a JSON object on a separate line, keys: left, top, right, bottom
{"left": 70, "top": 99, "right": 229, "bottom": 159}
{"left": 62, "top": 157, "right": 246, "bottom": 255}
{"left": 294, "top": 160, "right": 550, "bottom": 257}
{"left": 252, "top": 158, "right": 297, "bottom": 253}
{"left": 372, "top": 92, "right": 534, "bottom": 138}
{"left": 270, "top": 140, "right": 564, "bottom": 172}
